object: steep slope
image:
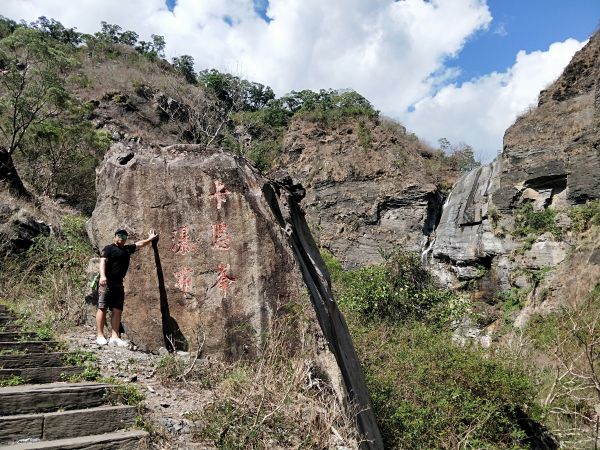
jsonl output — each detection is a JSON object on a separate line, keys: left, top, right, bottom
{"left": 276, "top": 116, "right": 458, "bottom": 268}
{"left": 430, "top": 30, "right": 600, "bottom": 323}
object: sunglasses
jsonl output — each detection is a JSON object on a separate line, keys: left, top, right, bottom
{"left": 116, "top": 234, "right": 128, "bottom": 240}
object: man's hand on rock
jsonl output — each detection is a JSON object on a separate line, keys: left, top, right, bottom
{"left": 148, "top": 229, "right": 159, "bottom": 241}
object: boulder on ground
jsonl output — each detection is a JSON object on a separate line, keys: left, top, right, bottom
{"left": 88, "top": 142, "right": 382, "bottom": 448}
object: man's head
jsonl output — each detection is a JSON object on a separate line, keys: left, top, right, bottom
{"left": 114, "top": 229, "right": 128, "bottom": 247}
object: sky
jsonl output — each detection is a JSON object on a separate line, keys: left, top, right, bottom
{"left": 0, "top": 0, "right": 598, "bottom": 162}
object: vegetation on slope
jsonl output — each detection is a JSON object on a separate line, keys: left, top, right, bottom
{"left": 0, "top": 15, "right": 474, "bottom": 213}
{"left": 324, "top": 248, "right": 548, "bottom": 449}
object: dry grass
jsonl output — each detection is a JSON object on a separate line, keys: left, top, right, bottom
{"left": 154, "top": 310, "right": 359, "bottom": 449}
{"left": 0, "top": 211, "right": 93, "bottom": 330}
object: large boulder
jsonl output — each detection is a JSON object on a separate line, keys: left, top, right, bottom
{"left": 88, "top": 142, "right": 382, "bottom": 448}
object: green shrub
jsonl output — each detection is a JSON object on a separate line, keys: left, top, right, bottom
{"left": 513, "top": 202, "right": 561, "bottom": 240}
{"left": 568, "top": 200, "right": 600, "bottom": 233}
{"left": 0, "top": 215, "right": 94, "bottom": 327}
{"left": 244, "top": 139, "right": 282, "bottom": 173}
{"left": 105, "top": 383, "right": 145, "bottom": 407}
{"left": 499, "top": 288, "right": 529, "bottom": 324}
{"left": 0, "top": 375, "right": 24, "bottom": 387}
{"left": 319, "top": 249, "right": 343, "bottom": 283}
{"left": 349, "top": 317, "right": 540, "bottom": 449}
{"left": 357, "top": 121, "right": 372, "bottom": 150}
{"left": 332, "top": 249, "right": 465, "bottom": 325}
{"left": 155, "top": 354, "right": 186, "bottom": 382}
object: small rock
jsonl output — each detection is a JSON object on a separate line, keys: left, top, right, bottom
{"left": 158, "top": 346, "right": 169, "bottom": 355}
{"left": 147, "top": 386, "right": 155, "bottom": 393}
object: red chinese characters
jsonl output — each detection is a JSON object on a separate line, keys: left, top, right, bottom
{"left": 211, "top": 222, "right": 231, "bottom": 250}
{"left": 174, "top": 267, "right": 193, "bottom": 293}
{"left": 172, "top": 225, "right": 197, "bottom": 255}
{"left": 212, "top": 263, "right": 236, "bottom": 298}
{"left": 210, "top": 179, "right": 230, "bottom": 210}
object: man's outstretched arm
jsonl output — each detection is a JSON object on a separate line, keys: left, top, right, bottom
{"left": 135, "top": 229, "right": 159, "bottom": 248}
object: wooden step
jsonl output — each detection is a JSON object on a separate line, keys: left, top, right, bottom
{"left": 0, "top": 366, "right": 83, "bottom": 383}
{"left": 0, "top": 333, "right": 40, "bottom": 342}
{"left": 0, "top": 317, "right": 17, "bottom": 324}
{"left": 0, "top": 382, "right": 110, "bottom": 415}
{"left": 0, "top": 430, "right": 148, "bottom": 449}
{"left": 0, "top": 326, "right": 23, "bottom": 333}
{"left": 0, "top": 353, "right": 72, "bottom": 369}
{"left": 0, "top": 341, "right": 60, "bottom": 353}
{"left": 0, "top": 405, "right": 138, "bottom": 444}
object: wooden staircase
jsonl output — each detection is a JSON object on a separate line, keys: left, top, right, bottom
{"left": 0, "top": 305, "right": 148, "bottom": 449}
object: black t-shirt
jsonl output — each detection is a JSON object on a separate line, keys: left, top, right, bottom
{"left": 101, "top": 243, "right": 136, "bottom": 282}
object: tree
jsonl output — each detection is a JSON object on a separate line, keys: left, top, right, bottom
{"left": 30, "top": 16, "right": 81, "bottom": 46}
{"left": 135, "top": 34, "right": 166, "bottom": 61}
{"left": 17, "top": 117, "right": 109, "bottom": 212}
{"left": 197, "top": 69, "right": 275, "bottom": 112}
{"left": 96, "top": 21, "right": 122, "bottom": 43}
{"left": 438, "top": 138, "right": 481, "bottom": 172}
{"left": 0, "top": 16, "right": 19, "bottom": 40}
{"left": 172, "top": 55, "right": 196, "bottom": 84}
{"left": 0, "top": 27, "right": 73, "bottom": 196}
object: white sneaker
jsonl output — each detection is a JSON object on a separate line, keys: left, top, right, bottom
{"left": 96, "top": 336, "right": 108, "bottom": 346}
{"left": 109, "top": 337, "right": 130, "bottom": 348}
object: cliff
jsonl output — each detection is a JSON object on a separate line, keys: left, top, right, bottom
{"left": 275, "top": 116, "right": 457, "bottom": 268}
{"left": 429, "top": 30, "right": 600, "bottom": 331}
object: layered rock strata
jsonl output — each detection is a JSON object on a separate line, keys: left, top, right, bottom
{"left": 430, "top": 30, "right": 600, "bottom": 320}
{"left": 276, "top": 118, "right": 454, "bottom": 268}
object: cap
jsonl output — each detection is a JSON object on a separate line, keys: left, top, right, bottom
{"left": 115, "top": 229, "right": 129, "bottom": 236}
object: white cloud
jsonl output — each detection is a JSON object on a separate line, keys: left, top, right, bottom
{"left": 401, "top": 38, "right": 586, "bottom": 162}
{"left": 0, "top": 1, "right": 585, "bottom": 163}
{"left": 0, "top": 0, "right": 491, "bottom": 95}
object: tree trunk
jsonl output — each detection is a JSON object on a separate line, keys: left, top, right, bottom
{"left": 0, "top": 148, "right": 30, "bottom": 198}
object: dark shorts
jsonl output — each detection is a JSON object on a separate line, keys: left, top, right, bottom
{"left": 98, "top": 283, "right": 125, "bottom": 311}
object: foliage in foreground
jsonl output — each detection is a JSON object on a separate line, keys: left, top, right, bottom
{"left": 166, "top": 311, "right": 357, "bottom": 449}
{"left": 323, "top": 249, "right": 542, "bottom": 449}
{"left": 353, "top": 317, "right": 540, "bottom": 449}
{"left": 524, "top": 284, "right": 600, "bottom": 449}
{"left": 0, "top": 215, "right": 93, "bottom": 328}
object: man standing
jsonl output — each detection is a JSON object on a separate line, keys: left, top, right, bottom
{"left": 96, "top": 229, "right": 158, "bottom": 346}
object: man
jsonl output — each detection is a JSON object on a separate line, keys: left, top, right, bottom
{"left": 96, "top": 228, "right": 158, "bottom": 346}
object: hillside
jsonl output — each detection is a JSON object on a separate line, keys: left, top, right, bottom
{"left": 1, "top": 15, "right": 598, "bottom": 449}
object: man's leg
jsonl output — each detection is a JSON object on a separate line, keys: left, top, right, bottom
{"left": 110, "top": 308, "right": 122, "bottom": 339}
{"left": 96, "top": 308, "right": 107, "bottom": 337}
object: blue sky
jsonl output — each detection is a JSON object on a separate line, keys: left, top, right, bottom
{"left": 0, "top": 0, "right": 597, "bottom": 161}
{"left": 452, "top": 0, "right": 599, "bottom": 84}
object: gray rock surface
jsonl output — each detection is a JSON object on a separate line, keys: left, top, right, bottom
{"left": 429, "top": 30, "right": 600, "bottom": 324}
{"left": 275, "top": 118, "right": 456, "bottom": 268}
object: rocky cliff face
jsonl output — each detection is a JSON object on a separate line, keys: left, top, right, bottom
{"left": 87, "top": 143, "right": 382, "bottom": 448}
{"left": 429, "top": 30, "right": 600, "bottom": 329}
{"left": 275, "top": 117, "right": 456, "bottom": 268}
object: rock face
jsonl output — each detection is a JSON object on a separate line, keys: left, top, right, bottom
{"left": 493, "top": 31, "right": 600, "bottom": 212}
{"left": 430, "top": 31, "right": 600, "bottom": 319}
{"left": 0, "top": 194, "right": 50, "bottom": 255}
{"left": 88, "top": 142, "right": 382, "bottom": 448}
{"left": 275, "top": 117, "right": 456, "bottom": 268}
